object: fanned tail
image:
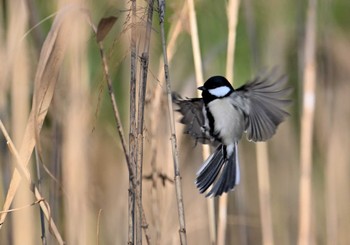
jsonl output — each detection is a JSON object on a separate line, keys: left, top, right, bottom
{"left": 195, "top": 143, "right": 240, "bottom": 197}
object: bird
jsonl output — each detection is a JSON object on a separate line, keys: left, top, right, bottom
{"left": 172, "top": 70, "right": 291, "bottom": 197}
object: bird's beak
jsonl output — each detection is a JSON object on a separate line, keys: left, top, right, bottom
{"left": 198, "top": 86, "right": 205, "bottom": 91}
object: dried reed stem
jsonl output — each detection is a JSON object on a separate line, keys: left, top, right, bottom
{"left": 136, "top": 0, "right": 155, "bottom": 244}
{"left": 245, "top": 1, "right": 275, "bottom": 244}
{"left": 99, "top": 42, "right": 152, "bottom": 245}
{"left": 158, "top": 1, "right": 187, "bottom": 244}
{"left": 34, "top": 148, "right": 47, "bottom": 245}
{"left": 243, "top": 1, "right": 275, "bottom": 244}
{"left": 217, "top": 194, "right": 228, "bottom": 245}
{"left": 225, "top": 0, "right": 240, "bottom": 83}
{"left": 8, "top": 1, "right": 34, "bottom": 244}
{"left": 129, "top": 0, "right": 138, "bottom": 244}
{"left": 217, "top": 1, "right": 241, "bottom": 245}
{"left": 98, "top": 43, "right": 132, "bottom": 174}
{"left": 0, "top": 120, "right": 64, "bottom": 245}
{"left": 298, "top": 0, "right": 317, "bottom": 244}
{"left": 148, "top": 5, "right": 188, "bottom": 243}
{"left": 186, "top": 0, "right": 216, "bottom": 242}
{"left": 207, "top": 197, "right": 216, "bottom": 245}
{"left": 256, "top": 143, "right": 274, "bottom": 245}
{"left": 0, "top": 5, "right": 76, "bottom": 229}
{"left": 96, "top": 209, "right": 102, "bottom": 245}
{"left": 89, "top": 16, "right": 151, "bottom": 245}
{"left": 187, "top": 0, "right": 204, "bottom": 85}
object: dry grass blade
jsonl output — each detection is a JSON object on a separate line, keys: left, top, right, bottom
{"left": 0, "top": 120, "right": 64, "bottom": 244}
{"left": 0, "top": 199, "right": 43, "bottom": 214}
{"left": 0, "top": 2, "right": 82, "bottom": 232}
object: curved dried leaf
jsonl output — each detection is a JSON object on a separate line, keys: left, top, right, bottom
{"left": 0, "top": 4, "right": 89, "bottom": 244}
{"left": 96, "top": 16, "right": 118, "bottom": 42}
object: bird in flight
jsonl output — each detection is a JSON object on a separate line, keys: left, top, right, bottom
{"left": 173, "top": 71, "right": 291, "bottom": 197}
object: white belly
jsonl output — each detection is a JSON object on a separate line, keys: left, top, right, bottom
{"left": 207, "top": 97, "right": 244, "bottom": 145}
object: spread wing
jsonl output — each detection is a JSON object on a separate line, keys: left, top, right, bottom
{"left": 230, "top": 71, "right": 292, "bottom": 142}
{"left": 172, "top": 92, "right": 213, "bottom": 145}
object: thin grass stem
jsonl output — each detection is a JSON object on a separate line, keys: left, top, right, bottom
{"left": 158, "top": 1, "right": 188, "bottom": 244}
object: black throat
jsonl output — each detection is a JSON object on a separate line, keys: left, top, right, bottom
{"left": 204, "top": 103, "right": 216, "bottom": 138}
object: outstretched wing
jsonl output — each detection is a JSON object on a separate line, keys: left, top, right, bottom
{"left": 230, "top": 71, "right": 292, "bottom": 142}
{"left": 172, "top": 92, "right": 213, "bottom": 145}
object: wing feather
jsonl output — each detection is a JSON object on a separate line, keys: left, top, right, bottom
{"left": 172, "top": 92, "right": 212, "bottom": 144}
{"left": 231, "top": 72, "right": 292, "bottom": 142}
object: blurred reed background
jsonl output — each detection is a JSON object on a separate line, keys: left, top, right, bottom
{"left": 0, "top": 0, "right": 349, "bottom": 244}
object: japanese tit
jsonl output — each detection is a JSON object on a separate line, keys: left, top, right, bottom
{"left": 173, "top": 71, "right": 291, "bottom": 197}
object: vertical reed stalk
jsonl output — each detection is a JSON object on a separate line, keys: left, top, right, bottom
{"left": 158, "top": 0, "right": 187, "bottom": 244}
{"left": 129, "top": 0, "right": 138, "bottom": 244}
{"left": 217, "top": 1, "right": 241, "bottom": 245}
{"left": 225, "top": 0, "right": 240, "bottom": 83}
{"left": 7, "top": 0, "right": 34, "bottom": 244}
{"left": 136, "top": 0, "right": 155, "bottom": 244}
{"left": 256, "top": 143, "right": 274, "bottom": 245}
{"left": 186, "top": 0, "right": 204, "bottom": 85}
{"left": 149, "top": 5, "right": 187, "bottom": 243}
{"left": 244, "top": 0, "right": 275, "bottom": 244}
{"left": 186, "top": 0, "right": 215, "bottom": 243}
{"left": 61, "top": 8, "right": 90, "bottom": 243}
{"left": 90, "top": 15, "right": 152, "bottom": 244}
{"left": 34, "top": 148, "right": 47, "bottom": 245}
{"left": 298, "top": 0, "right": 317, "bottom": 244}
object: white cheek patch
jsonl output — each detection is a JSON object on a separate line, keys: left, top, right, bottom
{"left": 208, "top": 86, "right": 231, "bottom": 97}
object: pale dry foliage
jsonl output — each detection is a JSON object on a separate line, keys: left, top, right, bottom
{"left": 0, "top": 0, "right": 350, "bottom": 245}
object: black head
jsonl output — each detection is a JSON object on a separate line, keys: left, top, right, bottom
{"left": 198, "top": 76, "right": 234, "bottom": 104}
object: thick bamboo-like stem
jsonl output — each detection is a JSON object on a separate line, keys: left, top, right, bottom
{"left": 158, "top": 1, "right": 187, "bottom": 244}
{"left": 298, "top": 0, "right": 317, "bottom": 244}
{"left": 0, "top": 120, "right": 64, "bottom": 245}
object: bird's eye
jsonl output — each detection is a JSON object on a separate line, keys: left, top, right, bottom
{"left": 208, "top": 86, "right": 231, "bottom": 97}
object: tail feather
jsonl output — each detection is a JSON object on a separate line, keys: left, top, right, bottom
{"left": 195, "top": 143, "right": 240, "bottom": 197}
{"left": 196, "top": 145, "right": 224, "bottom": 193}
{"left": 207, "top": 152, "right": 235, "bottom": 197}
